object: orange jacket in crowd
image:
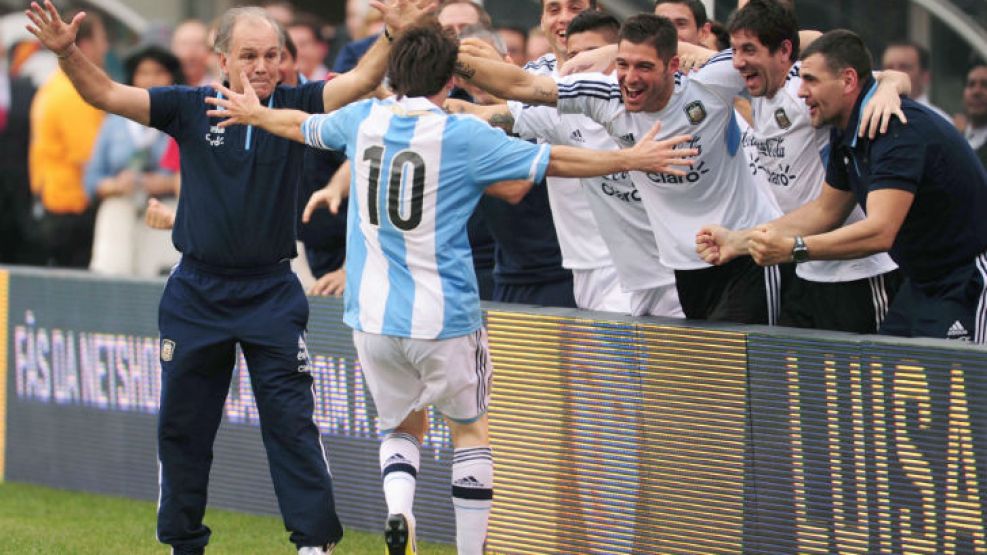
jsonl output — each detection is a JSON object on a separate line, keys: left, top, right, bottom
{"left": 29, "top": 68, "right": 105, "bottom": 214}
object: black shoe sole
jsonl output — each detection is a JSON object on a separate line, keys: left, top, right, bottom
{"left": 384, "top": 513, "right": 409, "bottom": 555}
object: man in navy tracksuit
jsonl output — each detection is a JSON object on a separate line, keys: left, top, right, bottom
{"left": 26, "top": 1, "right": 427, "bottom": 552}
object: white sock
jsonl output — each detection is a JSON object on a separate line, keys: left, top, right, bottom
{"left": 451, "top": 447, "right": 493, "bottom": 555}
{"left": 380, "top": 432, "right": 420, "bottom": 525}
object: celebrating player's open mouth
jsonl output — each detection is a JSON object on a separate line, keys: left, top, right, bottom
{"left": 740, "top": 70, "right": 761, "bottom": 93}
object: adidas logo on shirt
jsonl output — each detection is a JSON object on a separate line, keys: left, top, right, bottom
{"left": 570, "top": 129, "right": 585, "bottom": 143}
{"left": 947, "top": 320, "right": 971, "bottom": 341}
{"left": 617, "top": 132, "right": 636, "bottom": 145}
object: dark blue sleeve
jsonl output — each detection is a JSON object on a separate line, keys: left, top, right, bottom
{"left": 825, "top": 131, "right": 850, "bottom": 191}
{"left": 868, "top": 120, "right": 925, "bottom": 194}
{"left": 148, "top": 85, "right": 200, "bottom": 139}
{"left": 297, "top": 80, "right": 326, "bottom": 114}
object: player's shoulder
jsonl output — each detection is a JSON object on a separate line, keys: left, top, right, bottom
{"left": 557, "top": 72, "right": 620, "bottom": 99}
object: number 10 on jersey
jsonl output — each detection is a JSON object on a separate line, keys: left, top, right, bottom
{"left": 363, "top": 145, "right": 426, "bottom": 231}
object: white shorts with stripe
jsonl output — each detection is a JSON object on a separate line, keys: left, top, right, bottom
{"left": 353, "top": 328, "right": 493, "bottom": 432}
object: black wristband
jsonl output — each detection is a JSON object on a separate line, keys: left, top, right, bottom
{"left": 384, "top": 26, "right": 394, "bottom": 43}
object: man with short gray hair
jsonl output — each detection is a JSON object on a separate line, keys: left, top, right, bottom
{"left": 25, "top": 0, "right": 432, "bottom": 553}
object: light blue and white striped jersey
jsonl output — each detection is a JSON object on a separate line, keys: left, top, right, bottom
{"left": 302, "top": 96, "right": 551, "bottom": 339}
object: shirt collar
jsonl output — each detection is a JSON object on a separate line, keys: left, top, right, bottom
{"left": 388, "top": 95, "right": 444, "bottom": 115}
{"left": 838, "top": 75, "right": 878, "bottom": 149}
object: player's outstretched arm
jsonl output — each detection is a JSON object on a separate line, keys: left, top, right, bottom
{"left": 457, "top": 40, "right": 558, "bottom": 106}
{"left": 303, "top": 161, "right": 351, "bottom": 223}
{"left": 206, "top": 75, "right": 308, "bottom": 142}
{"left": 560, "top": 41, "right": 715, "bottom": 76}
{"left": 748, "top": 189, "right": 912, "bottom": 266}
{"left": 25, "top": 0, "right": 150, "bottom": 124}
{"left": 444, "top": 99, "right": 515, "bottom": 131}
{"left": 322, "top": 0, "right": 435, "bottom": 112}
{"left": 547, "top": 121, "right": 697, "bottom": 178}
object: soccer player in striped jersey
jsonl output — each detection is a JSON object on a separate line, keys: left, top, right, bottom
{"left": 206, "top": 21, "right": 696, "bottom": 555}
{"left": 458, "top": 14, "right": 788, "bottom": 324}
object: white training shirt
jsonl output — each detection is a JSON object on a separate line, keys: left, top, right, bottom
{"left": 509, "top": 99, "right": 676, "bottom": 291}
{"left": 744, "top": 62, "right": 897, "bottom": 282}
{"left": 522, "top": 54, "right": 613, "bottom": 270}
{"left": 556, "top": 51, "right": 783, "bottom": 270}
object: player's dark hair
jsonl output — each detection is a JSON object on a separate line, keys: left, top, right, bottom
{"left": 727, "top": 0, "right": 799, "bottom": 62}
{"left": 124, "top": 45, "right": 184, "bottom": 86}
{"left": 654, "top": 0, "right": 707, "bottom": 28}
{"left": 619, "top": 14, "right": 678, "bottom": 64}
{"left": 709, "top": 19, "right": 729, "bottom": 51}
{"left": 388, "top": 20, "right": 459, "bottom": 98}
{"left": 282, "top": 26, "right": 298, "bottom": 61}
{"left": 800, "top": 29, "right": 872, "bottom": 85}
{"left": 883, "top": 40, "right": 930, "bottom": 71}
{"left": 566, "top": 11, "right": 620, "bottom": 42}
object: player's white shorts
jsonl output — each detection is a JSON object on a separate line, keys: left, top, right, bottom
{"left": 353, "top": 328, "right": 493, "bottom": 432}
{"left": 629, "top": 284, "right": 685, "bottom": 318}
{"left": 572, "top": 265, "right": 632, "bottom": 313}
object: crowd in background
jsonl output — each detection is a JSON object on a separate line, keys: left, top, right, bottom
{"left": 2, "top": 0, "right": 987, "bottom": 307}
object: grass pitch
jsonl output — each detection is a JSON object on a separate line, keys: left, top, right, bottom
{"left": 0, "top": 482, "right": 457, "bottom": 554}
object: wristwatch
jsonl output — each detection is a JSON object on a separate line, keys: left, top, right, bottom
{"left": 792, "top": 235, "right": 810, "bottom": 264}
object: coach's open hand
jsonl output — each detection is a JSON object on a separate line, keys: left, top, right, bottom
{"left": 25, "top": 0, "right": 83, "bottom": 58}
{"left": 372, "top": 0, "right": 437, "bottom": 36}
{"left": 206, "top": 73, "right": 263, "bottom": 127}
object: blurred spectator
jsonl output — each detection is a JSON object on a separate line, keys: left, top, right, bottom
{"left": 345, "top": 0, "right": 372, "bottom": 40}
{"left": 655, "top": 0, "right": 711, "bottom": 47}
{"left": 0, "top": 33, "right": 44, "bottom": 265}
{"left": 437, "top": 0, "right": 492, "bottom": 35}
{"left": 706, "top": 19, "right": 729, "bottom": 51}
{"left": 881, "top": 41, "right": 952, "bottom": 123}
{"left": 170, "top": 19, "right": 213, "bottom": 86}
{"left": 29, "top": 10, "right": 108, "bottom": 268}
{"left": 261, "top": 0, "right": 295, "bottom": 27}
{"left": 526, "top": 27, "right": 550, "bottom": 62}
{"left": 963, "top": 61, "right": 987, "bottom": 166}
{"left": 288, "top": 13, "right": 330, "bottom": 81}
{"left": 496, "top": 26, "right": 527, "bottom": 66}
{"left": 332, "top": 7, "right": 385, "bottom": 73}
{"left": 86, "top": 46, "right": 182, "bottom": 277}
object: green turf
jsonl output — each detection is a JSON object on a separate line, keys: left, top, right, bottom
{"left": 0, "top": 482, "right": 456, "bottom": 554}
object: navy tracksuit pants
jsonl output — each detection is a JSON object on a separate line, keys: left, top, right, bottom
{"left": 156, "top": 258, "right": 343, "bottom": 550}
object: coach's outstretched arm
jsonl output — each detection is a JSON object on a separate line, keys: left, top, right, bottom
{"left": 26, "top": 0, "right": 151, "bottom": 124}
{"left": 322, "top": 0, "right": 435, "bottom": 112}
{"left": 548, "top": 121, "right": 696, "bottom": 178}
{"left": 457, "top": 40, "right": 559, "bottom": 106}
